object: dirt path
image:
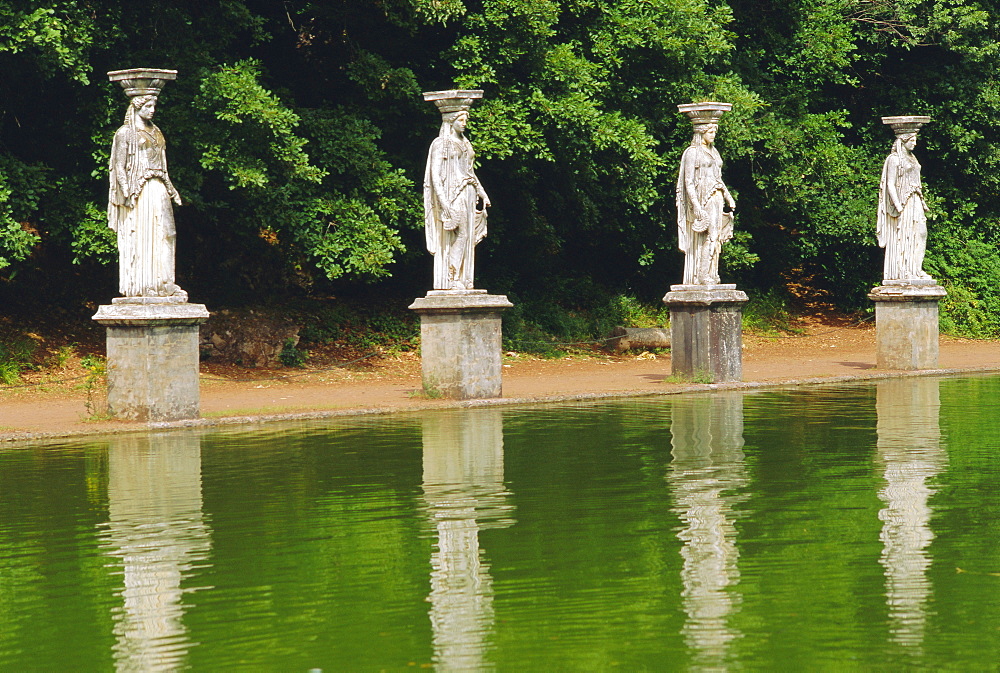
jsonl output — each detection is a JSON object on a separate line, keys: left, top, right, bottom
{"left": 3, "top": 321, "right": 1000, "bottom": 443}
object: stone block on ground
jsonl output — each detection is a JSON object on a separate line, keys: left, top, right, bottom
{"left": 607, "top": 326, "right": 671, "bottom": 351}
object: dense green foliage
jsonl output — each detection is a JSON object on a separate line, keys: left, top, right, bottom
{"left": 2, "top": 0, "right": 999, "bottom": 333}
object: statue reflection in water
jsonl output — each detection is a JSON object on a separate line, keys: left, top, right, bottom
{"left": 876, "top": 378, "right": 945, "bottom": 650}
{"left": 99, "top": 432, "right": 212, "bottom": 672}
{"left": 421, "top": 409, "right": 515, "bottom": 672}
{"left": 667, "top": 392, "right": 748, "bottom": 669}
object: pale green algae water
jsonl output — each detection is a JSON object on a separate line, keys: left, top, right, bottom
{"left": 2, "top": 375, "right": 1000, "bottom": 670}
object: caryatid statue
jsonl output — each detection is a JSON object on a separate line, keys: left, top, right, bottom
{"left": 423, "top": 90, "right": 491, "bottom": 291}
{"left": 676, "top": 102, "right": 737, "bottom": 286}
{"left": 878, "top": 116, "right": 933, "bottom": 283}
{"left": 107, "top": 68, "right": 186, "bottom": 300}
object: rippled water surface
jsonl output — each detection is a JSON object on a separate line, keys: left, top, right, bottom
{"left": 3, "top": 375, "right": 1000, "bottom": 670}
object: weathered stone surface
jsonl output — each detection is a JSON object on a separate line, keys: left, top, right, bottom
{"left": 413, "top": 289, "right": 507, "bottom": 309}
{"left": 664, "top": 288, "right": 748, "bottom": 383}
{"left": 869, "top": 283, "right": 946, "bottom": 299}
{"left": 665, "top": 285, "right": 742, "bottom": 304}
{"left": 93, "top": 303, "right": 209, "bottom": 421}
{"left": 607, "top": 326, "right": 671, "bottom": 351}
{"left": 198, "top": 308, "right": 300, "bottom": 367}
{"left": 409, "top": 292, "right": 513, "bottom": 399}
{"left": 869, "top": 284, "right": 946, "bottom": 370}
{"left": 112, "top": 295, "right": 188, "bottom": 305}
{"left": 94, "top": 301, "right": 209, "bottom": 324}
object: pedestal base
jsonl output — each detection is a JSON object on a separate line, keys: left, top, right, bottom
{"left": 409, "top": 292, "right": 513, "bottom": 400}
{"left": 869, "top": 284, "right": 946, "bottom": 370}
{"left": 92, "top": 301, "right": 210, "bottom": 421}
{"left": 664, "top": 287, "right": 748, "bottom": 383}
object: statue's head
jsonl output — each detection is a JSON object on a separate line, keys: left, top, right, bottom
{"left": 125, "top": 94, "right": 158, "bottom": 124}
{"left": 679, "top": 102, "right": 730, "bottom": 146}
{"left": 881, "top": 116, "right": 930, "bottom": 154}
{"left": 898, "top": 132, "right": 917, "bottom": 151}
{"left": 425, "top": 89, "right": 482, "bottom": 138}
{"left": 692, "top": 122, "right": 718, "bottom": 145}
{"left": 109, "top": 69, "right": 175, "bottom": 126}
{"left": 439, "top": 110, "right": 469, "bottom": 135}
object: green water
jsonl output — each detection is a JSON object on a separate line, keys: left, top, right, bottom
{"left": 3, "top": 375, "right": 1000, "bottom": 671}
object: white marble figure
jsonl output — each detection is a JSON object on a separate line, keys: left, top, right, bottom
{"left": 108, "top": 69, "right": 185, "bottom": 299}
{"left": 423, "top": 91, "right": 490, "bottom": 291}
{"left": 877, "top": 116, "right": 932, "bottom": 283}
{"left": 676, "top": 103, "right": 736, "bottom": 286}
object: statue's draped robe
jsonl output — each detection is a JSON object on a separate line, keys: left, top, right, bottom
{"left": 108, "top": 124, "right": 179, "bottom": 297}
{"left": 676, "top": 143, "right": 732, "bottom": 285}
{"left": 424, "top": 134, "right": 487, "bottom": 290}
{"left": 877, "top": 147, "right": 929, "bottom": 281}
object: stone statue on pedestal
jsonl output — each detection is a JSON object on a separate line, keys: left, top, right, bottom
{"left": 107, "top": 68, "right": 185, "bottom": 300}
{"left": 664, "top": 102, "right": 746, "bottom": 383}
{"left": 423, "top": 90, "right": 490, "bottom": 291}
{"left": 94, "top": 69, "right": 209, "bottom": 422}
{"left": 676, "top": 102, "right": 736, "bottom": 286}
{"left": 878, "top": 116, "right": 933, "bottom": 284}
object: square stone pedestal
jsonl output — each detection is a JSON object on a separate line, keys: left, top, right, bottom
{"left": 663, "top": 285, "right": 748, "bottom": 383}
{"left": 92, "top": 298, "right": 210, "bottom": 421}
{"left": 869, "top": 282, "right": 947, "bottom": 370}
{"left": 409, "top": 290, "right": 513, "bottom": 399}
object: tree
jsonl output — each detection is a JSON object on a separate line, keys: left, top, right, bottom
{"left": 2, "top": 0, "right": 1000, "bottom": 336}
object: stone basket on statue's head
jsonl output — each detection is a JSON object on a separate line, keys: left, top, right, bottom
{"left": 678, "top": 102, "right": 732, "bottom": 132}
{"left": 108, "top": 68, "right": 177, "bottom": 97}
{"left": 882, "top": 115, "right": 931, "bottom": 138}
{"left": 423, "top": 89, "right": 484, "bottom": 116}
